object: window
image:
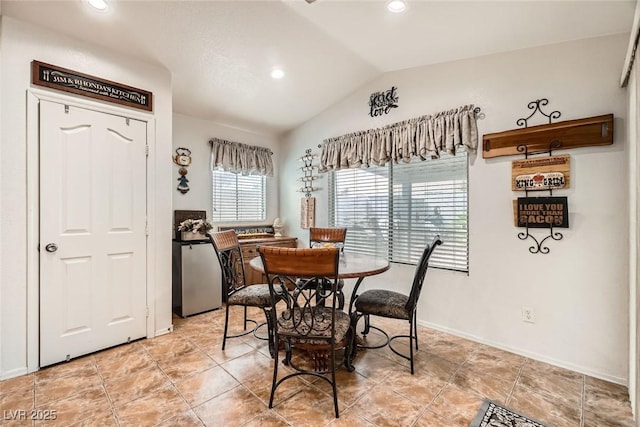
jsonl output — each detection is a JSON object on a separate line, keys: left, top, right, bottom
{"left": 328, "top": 153, "right": 468, "bottom": 272}
{"left": 212, "top": 170, "right": 266, "bottom": 222}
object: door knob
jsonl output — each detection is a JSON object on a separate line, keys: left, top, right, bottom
{"left": 45, "top": 243, "right": 58, "bottom": 253}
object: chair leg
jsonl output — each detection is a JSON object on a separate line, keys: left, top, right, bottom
{"left": 269, "top": 338, "right": 280, "bottom": 409}
{"left": 331, "top": 346, "right": 339, "bottom": 418}
{"left": 243, "top": 306, "right": 249, "bottom": 330}
{"left": 413, "top": 311, "right": 419, "bottom": 350}
{"left": 409, "top": 317, "right": 415, "bottom": 375}
{"left": 264, "top": 308, "right": 276, "bottom": 358}
{"left": 222, "top": 304, "right": 231, "bottom": 350}
{"left": 362, "top": 314, "right": 371, "bottom": 335}
{"left": 337, "top": 290, "right": 345, "bottom": 310}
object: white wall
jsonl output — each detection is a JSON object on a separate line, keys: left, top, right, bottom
{"left": 0, "top": 16, "right": 173, "bottom": 379}
{"left": 281, "top": 34, "right": 630, "bottom": 383}
{"left": 172, "top": 113, "right": 281, "bottom": 230}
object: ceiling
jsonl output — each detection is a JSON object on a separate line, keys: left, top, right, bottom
{"left": 1, "top": 0, "right": 636, "bottom": 134}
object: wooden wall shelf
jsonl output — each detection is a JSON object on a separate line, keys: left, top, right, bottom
{"left": 482, "top": 114, "right": 613, "bottom": 159}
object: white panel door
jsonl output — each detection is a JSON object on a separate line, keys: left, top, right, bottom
{"left": 39, "top": 100, "right": 147, "bottom": 367}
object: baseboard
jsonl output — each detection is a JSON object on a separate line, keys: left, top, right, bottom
{"left": 0, "top": 367, "right": 29, "bottom": 381}
{"left": 154, "top": 324, "right": 174, "bottom": 337}
{"left": 419, "top": 320, "right": 627, "bottom": 386}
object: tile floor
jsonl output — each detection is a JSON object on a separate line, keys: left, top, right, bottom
{"left": 0, "top": 306, "right": 635, "bottom": 427}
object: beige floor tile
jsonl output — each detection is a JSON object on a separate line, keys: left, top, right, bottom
{"left": 35, "top": 370, "right": 103, "bottom": 406}
{"left": 219, "top": 350, "right": 274, "bottom": 383}
{"left": 385, "top": 368, "right": 447, "bottom": 406}
{"left": 34, "top": 385, "right": 111, "bottom": 426}
{"left": 241, "top": 411, "right": 291, "bottom": 427}
{"left": 104, "top": 365, "right": 171, "bottom": 407}
{"left": 271, "top": 386, "right": 341, "bottom": 426}
{"left": 427, "top": 384, "right": 485, "bottom": 426}
{"left": 68, "top": 410, "right": 118, "bottom": 426}
{"left": 156, "top": 348, "right": 217, "bottom": 381}
{"left": 414, "top": 409, "right": 468, "bottom": 427}
{"left": 462, "top": 349, "right": 523, "bottom": 383}
{"left": 154, "top": 410, "right": 204, "bottom": 427}
{"left": 193, "top": 385, "right": 268, "bottom": 426}
{"left": 413, "top": 351, "right": 460, "bottom": 383}
{"left": 584, "top": 375, "right": 634, "bottom": 420}
{"left": 518, "top": 359, "right": 583, "bottom": 405}
{"left": 240, "top": 364, "right": 308, "bottom": 406}
{"left": 95, "top": 347, "right": 157, "bottom": 383}
{"left": 205, "top": 340, "right": 256, "bottom": 364}
{"left": 326, "top": 409, "right": 377, "bottom": 426}
{"left": 114, "top": 384, "right": 189, "bottom": 426}
{"left": 1, "top": 386, "right": 34, "bottom": 413}
{"left": 174, "top": 365, "right": 240, "bottom": 406}
{"left": 450, "top": 365, "right": 512, "bottom": 403}
{"left": 508, "top": 383, "right": 581, "bottom": 427}
{"left": 349, "top": 383, "right": 424, "bottom": 427}
{"left": 583, "top": 409, "right": 635, "bottom": 427}
{"left": 140, "top": 333, "right": 197, "bottom": 361}
{"left": 0, "top": 375, "right": 34, "bottom": 395}
{"left": 310, "top": 369, "right": 376, "bottom": 407}
{"left": 36, "top": 357, "right": 97, "bottom": 383}
{"left": 351, "top": 351, "right": 401, "bottom": 383}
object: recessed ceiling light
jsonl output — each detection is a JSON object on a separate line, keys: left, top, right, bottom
{"left": 87, "top": 0, "right": 108, "bottom": 11}
{"left": 387, "top": 0, "right": 407, "bottom": 13}
{"left": 270, "top": 68, "right": 285, "bottom": 79}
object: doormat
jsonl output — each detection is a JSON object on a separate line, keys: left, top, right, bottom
{"left": 469, "top": 399, "right": 548, "bottom": 427}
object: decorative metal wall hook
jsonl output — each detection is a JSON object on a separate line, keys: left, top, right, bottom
{"left": 298, "top": 148, "right": 320, "bottom": 197}
{"left": 516, "top": 98, "right": 561, "bottom": 128}
{"left": 514, "top": 98, "right": 567, "bottom": 254}
{"left": 518, "top": 227, "right": 563, "bottom": 254}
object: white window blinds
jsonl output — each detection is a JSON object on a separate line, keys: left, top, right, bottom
{"left": 329, "top": 152, "right": 468, "bottom": 272}
{"left": 212, "top": 170, "right": 266, "bottom": 222}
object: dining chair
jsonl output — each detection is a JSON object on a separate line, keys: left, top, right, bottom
{"left": 209, "top": 230, "right": 275, "bottom": 357}
{"left": 258, "top": 246, "right": 353, "bottom": 419}
{"left": 308, "top": 227, "right": 347, "bottom": 309}
{"left": 350, "top": 235, "right": 442, "bottom": 374}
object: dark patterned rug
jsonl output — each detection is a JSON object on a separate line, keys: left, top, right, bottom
{"left": 470, "top": 399, "right": 549, "bottom": 427}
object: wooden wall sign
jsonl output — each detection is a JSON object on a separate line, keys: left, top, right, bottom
{"left": 301, "top": 197, "right": 316, "bottom": 229}
{"left": 511, "top": 155, "right": 570, "bottom": 191}
{"left": 516, "top": 197, "right": 569, "bottom": 228}
{"left": 32, "top": 60, "right": 153, "bottom": 112}
{"left": 482, "top": 114, "right": 613, "bottom": 158}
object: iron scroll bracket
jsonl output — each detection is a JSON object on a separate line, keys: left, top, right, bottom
{"left": 515, "top": 99, "right": 565, "bottom": 254}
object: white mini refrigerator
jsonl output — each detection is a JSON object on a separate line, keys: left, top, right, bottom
{"left": 172, "top": 240, "right": 222, "bottom": 317}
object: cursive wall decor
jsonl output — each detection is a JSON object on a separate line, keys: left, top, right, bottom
{"left": 368, "top": 86, "right": 398, "bottom": 117}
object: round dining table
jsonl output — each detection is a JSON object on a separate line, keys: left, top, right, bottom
{"left": 248, "top": 250, "right": 390, "bottom": 314}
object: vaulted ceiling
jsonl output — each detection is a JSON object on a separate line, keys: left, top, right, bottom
{"left": 2, "top": 0, "right": 635, "bottom": 134}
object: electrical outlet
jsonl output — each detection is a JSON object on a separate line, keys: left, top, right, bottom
{"left": 522, "top": 307, "right": 535, "bottom": 323}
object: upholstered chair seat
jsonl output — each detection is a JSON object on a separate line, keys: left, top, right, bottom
{"left": 354, "top": 290, "right": 410, "bottom": 320}
{"left": 227, "top": 284, "right": 272, "bottom": 307}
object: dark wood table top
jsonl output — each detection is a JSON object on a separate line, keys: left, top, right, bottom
{"left": 249, "top": 251, "right": 389, "bottom": 279}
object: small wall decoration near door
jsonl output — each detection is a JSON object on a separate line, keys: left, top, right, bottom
{"left": 173, "top": 147, "right": 192, "bottom": 194}
{"left": 32, "top": 60, "right": 153, "bottom": 112}
{"left": 369, "top": 86, "right": 398, "bottom": 117}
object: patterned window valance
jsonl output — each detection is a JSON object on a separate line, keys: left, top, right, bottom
{"left": 209, "top": 138, "right": 274, "bottom": 176}
{"left": 320, "top": 105, "right": 479, "bottom": 171}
